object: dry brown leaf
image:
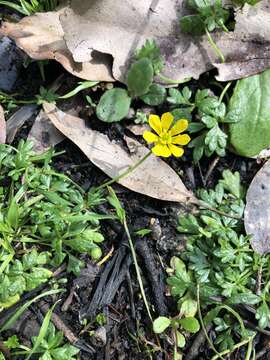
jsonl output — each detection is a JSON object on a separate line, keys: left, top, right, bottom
{"left": 43, "top": 102, "right": 196, "bottom": 204}
{"left": 2, "top": 1, "right": 269, "bottom": 83}
{"left": 60, "top": 0, "right": 270, "bottom": 82}
{"left": 215, "top": 1, "right": 270, "bottom": 81}
{"left": 27, "top": 110, "right": 64, "bottom": 153}
{"left": 6, "top": 105, "right": 38, "bottom": 143}
{"left": 0, "top": 105, "right": 6, "bottom": 144}
{"left": 244, "top": 160, "right": 270, "bottom": 254}
{"left": 0, "top": 10, "right": 113, "bottom": 82}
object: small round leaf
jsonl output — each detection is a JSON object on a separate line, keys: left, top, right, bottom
{"left": 127, "top": 58, "right": 153, "bottom": 97}
{"left": 178, "top": 317, "right": 200, "bottom": 333}
{"left": 176, "top": 331, "right": 186, "bottom": 348}
{"left": 153, "top": 316, "right": 171, "bottom": 334}
{"left": 96, "top": 88, "right": 131, "bottom": 122}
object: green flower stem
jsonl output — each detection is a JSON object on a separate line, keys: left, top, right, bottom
{"left": 123, "top": 215, "right": 153, "bottom": 321}
{"left": 221, "top": 23, "right": 229, "bottom": 33}
{"left": 219, "top": 82, "right": 231, "bottom": 104}
{"left": 157, "top": 73, "right": 191, "bottom": 85}
{"left": 96, "top": 150, "right": 152, "bottom": 190}
{"left": 211, "top": 336, "right": 255, "bottom": 360}
{"left": 196, "top": 199, "right": 242, "bottom": 220}
{"left": 197, "top": 284, "right": 224, "bottom": 360}
{"left": 206, "top": 29, "right": 225, "bottom": 63}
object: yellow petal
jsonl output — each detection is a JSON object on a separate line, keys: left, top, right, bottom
{"left": 161, "top": 112, "right": 174, "bottom": 132}
{"left": 149, "top": 115, "right": 162, "bottom": 135}
{"left": 143, "top": 131, "right": 158, "bottom": 143}
{"left": 171, "top": 119, "right": 188, "bottom": 136}
{"left": 152, "top": 144, "right": 171, "bottom": 157}
{"left": 172, "top": 134, "right": 191, "bottom": 145}
{"left": 168, "top": 144, "right": 184, "bottom": 157}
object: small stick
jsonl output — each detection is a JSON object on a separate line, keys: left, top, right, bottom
{"left": 185, "top": 325, "right": 212, "bottom": 360}
{"left": 39, "top": 301, "right": 94, "bottom": 353}
{"left": 126, "top": 270, "right": 136, "bottom": 319}
{"left": 61, "top": 285, "right": 77, "bottom": 312}
{"left": 205, "top": 156, "right": 220, "bottom": 184}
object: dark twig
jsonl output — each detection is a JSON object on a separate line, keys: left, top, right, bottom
{"left": 126, "top": 270, "right": 136, "bottom": 319}
{"left": 256, "top": 348, "right": 270, "bottom": 359}
{"left": 185, "top": 324, "right": 212, "bottom": 360}
{"left": 39, "top": 301, "right": 95, "bottom": 354}
{"left": 136, "top": 239, "right": 168, "bottom": 316}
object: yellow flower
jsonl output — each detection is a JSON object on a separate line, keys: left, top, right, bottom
{"left": 143, "top": 112, "right": 191, "bottom": 157}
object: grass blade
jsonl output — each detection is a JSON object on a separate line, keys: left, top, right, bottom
{"left": 0, "top": 289, "right": 63, "bottom": 333}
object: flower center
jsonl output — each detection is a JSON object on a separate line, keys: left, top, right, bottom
{"left": 160, "top": 131, "right": 172, "bottom": 145}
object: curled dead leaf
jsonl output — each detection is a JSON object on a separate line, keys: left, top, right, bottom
{"left": 0, "top": 10, "right": 113, "bottom": 82}
{"left": 43, "top": 102, "right": 196, "bottom": 204}
{"left": 2, "top": 0, "right": 270, "bottom": 82}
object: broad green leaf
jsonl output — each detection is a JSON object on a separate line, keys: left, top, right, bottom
{"left": 127, "top": 58, "right": 153, "bottom": 97}
{"left": 178, "top": 317, "right": 200, "bottom": 333}
{"left": 229, "top": 69, "right": 270, "bottom": 157}
{"left": 153, "top": 316, "right": 171, "bottom": 334}
{"left": 96, "top": 88, "right": 131, "bottom": 122}
{"left": 140, "top": 84, "right": 166, "bottom": 105}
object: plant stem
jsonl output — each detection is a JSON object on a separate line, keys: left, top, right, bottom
{"left": 218, "top": 82, "right": 231, "bottom": 104}
{"left": 205, "top": 29, "right": 225, "bottom": 63}
{"left": 197, "top": 284, "right": 224, "bottom": 360}
{"left": 123, "top": 216, "right": 153, "bottom": 321}
{"left": 96, "top": 151, "right": 152, "bottom": 190}
{"left": 211, "top": 336, "right": 254, "bottom": 360}
{"left": 157, "top": 73, "right": 191, "bottom": 85}
{"left": 196, "top": 200, "right": 242, "bottom": 220}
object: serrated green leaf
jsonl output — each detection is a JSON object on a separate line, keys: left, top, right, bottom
{"left": 135, "top": 39, "right": 164, "bottom": 74}
{"left": 96, "top": 88, "right": 131, "bottom": 122}
{"left": 219, "top": 170, "right": 243, "bottom": 199}
{"left": 140, "top": 84, "right": 166, "bottom": 105}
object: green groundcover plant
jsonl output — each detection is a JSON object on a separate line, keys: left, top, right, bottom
{"left": 0, "top": 140, "right": 112, "bottom": 310}
{"left": 154, "top": 170, "right": 268, "bottom": 359}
